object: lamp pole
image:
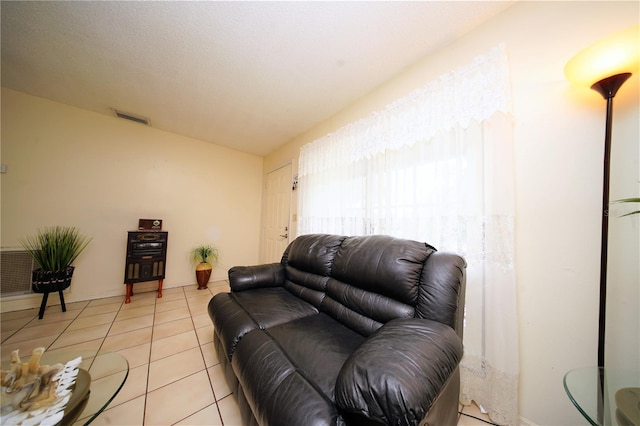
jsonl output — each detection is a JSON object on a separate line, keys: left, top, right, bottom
{"left": 590, "top": 72, "right": 631, "bottom": 369}
{"left": 564, "top": 24, "right": 638, "bottom": 425}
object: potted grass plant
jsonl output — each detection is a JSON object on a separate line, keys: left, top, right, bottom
{"left": 190, "top": 244, "right": 219, "bottom": 290}
{"left": 20, "top": 226, "right": 92, "bottom": 318}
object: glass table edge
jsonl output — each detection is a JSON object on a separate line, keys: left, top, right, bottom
{"left": 81, "top": 354, "right": 130, "bottom": 425}
{"left": 563, "top": 367, "right": 600, "bottom": 426}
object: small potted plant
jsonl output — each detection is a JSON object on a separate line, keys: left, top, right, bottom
{"left": 20, "top": 226, "right": 92, "bottom": 319}
{"left": 190, "top": 244, "right": 219, "bottom": 290}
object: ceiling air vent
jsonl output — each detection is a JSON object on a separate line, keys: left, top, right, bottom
{"left": 113, "top": 109, "right": 150, "bottom": 126}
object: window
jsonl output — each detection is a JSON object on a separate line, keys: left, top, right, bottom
{"left": 298, "top": 45, "right": 519, "bottom": 425}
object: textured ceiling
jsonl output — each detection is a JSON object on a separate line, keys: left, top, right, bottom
{"left": 1, "top": 1, "right": 514, "bottom": 156}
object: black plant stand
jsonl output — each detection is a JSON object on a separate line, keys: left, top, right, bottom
{"left": 34, "top": 283, "right": 68, "bottom": 319}
{"left": 31, "top": 267, "right": 74, "bottom": 319}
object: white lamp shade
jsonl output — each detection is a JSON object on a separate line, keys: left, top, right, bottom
{"left": 565, "top": 25, "right": 640, "bottom": 87}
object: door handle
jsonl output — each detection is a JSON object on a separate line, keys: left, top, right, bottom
{"left": 280, "top": 233, "right": 288, "bottom": 239}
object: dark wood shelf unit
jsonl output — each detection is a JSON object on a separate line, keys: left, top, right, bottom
{"left": 124, "top": 230, "right": 168, "bottom": 303}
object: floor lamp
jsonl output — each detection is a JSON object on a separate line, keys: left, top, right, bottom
{"left": 565, "top": 24, "right": 639, "bottom": 370}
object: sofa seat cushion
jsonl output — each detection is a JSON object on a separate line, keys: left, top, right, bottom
{"left": 233, "top": 287, "right": 319, "bottom": 326}
{"left": 209, "top": 287, "right": 318, "bottom": 360}
{"left": 232, "top": 327, "right": 347, "bottom": 426}
{"left": 267, "top": 313, "right": 366, "bottom": 399}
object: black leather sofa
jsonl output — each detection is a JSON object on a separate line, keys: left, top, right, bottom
{"left": 208, "top": 234, "right": 466, "bottom": 426}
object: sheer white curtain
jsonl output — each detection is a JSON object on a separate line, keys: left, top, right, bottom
{"left": 298, "top": 45, "right": 519, "bottom": 425}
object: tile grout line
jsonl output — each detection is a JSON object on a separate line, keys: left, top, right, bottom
{"left": 1, "top": 310, "right": 43, "bottom": 346}
{"left": 85, "top": 298, "right": 126, "bottom": 373}
{"left": 207, "top": 284, "right": 232, "bottom": 425}
{"left": 140, "top": 290, "right": 161, "bottom": 426}
{"left": 1, "top": 310, "right": 43, "bottom": 352}
{"left": 1, "top": 287, "right": 238, "bottom": 425}
{"left": 9, "top": 301, "right": 88, "bottom": 360}
{"left": 56, "top": 298, "right": 123, "bottom": 425}
{"left": 187, "top": 286, "right": 227, "bottom": 425}
{"left": 83, "top": 293, "right": 172, "bottom": 423}
{"left": 4, "top": 285, "right": 258, "bottom": 425}
{"left": 146, "top": 287, "right": 215, "bottom": 425}
{"left": 0, "top": 313, "right": 34, "bottom": 344}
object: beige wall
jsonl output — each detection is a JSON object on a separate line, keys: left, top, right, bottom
{"left": 1, "top": 88, "right": 263, "bottom": 310}
{"left": 265, "top": 2, "right": 639, "bottom": 425}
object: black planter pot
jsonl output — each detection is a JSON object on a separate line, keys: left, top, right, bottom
{"left": 32, "top": 266, "right": 74, "bottom": 319}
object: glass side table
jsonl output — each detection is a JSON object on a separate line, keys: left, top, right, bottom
{"left": 2, "top": 350, "right": 129, "bottom": 425}
{"left": 563, "top": 367, "right": 639, "bottom": 426}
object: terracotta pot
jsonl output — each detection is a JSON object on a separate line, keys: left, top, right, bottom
{"left": 195, "top": 263, "right": 212, "bottom": 290}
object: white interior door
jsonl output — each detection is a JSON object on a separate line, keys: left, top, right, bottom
{"left": 263, "top": 164, "right": 292, "bottom": 263}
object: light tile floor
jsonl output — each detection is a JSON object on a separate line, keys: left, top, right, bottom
{"left": 1, "top": 282, "right": 497, "bottom": 425}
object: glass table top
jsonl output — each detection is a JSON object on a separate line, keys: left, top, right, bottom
{"left": 2, "top": 349, "right": 129, "bottom": 425}
{"left": 563, "top": 367, "right": 640, "bottom": 426}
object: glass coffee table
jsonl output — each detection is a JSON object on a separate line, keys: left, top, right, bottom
{"left": 563, "top": 367, "right": 640, "bottom": 426}
{"left": 2, "top": 350, "right": 129, "bottom": 425}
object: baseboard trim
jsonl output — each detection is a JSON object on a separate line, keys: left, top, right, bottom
{"left": 520, "top": 415, "right": 539, "bottom": 426}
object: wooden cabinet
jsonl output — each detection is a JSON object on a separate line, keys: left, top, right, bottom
{"left": 124, "top": 231, "right": 167, "bottom": 303}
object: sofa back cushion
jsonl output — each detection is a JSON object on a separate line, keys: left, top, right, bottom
{"left": 321, "top": 279, "right": 415, "bottom": 336}
{"left": 323, "top": 235, "right": 435, "bottom": 336}
{"left": 285, "top": 234, "right": 346, "bottom": 276}
{"left": 281, "top": 234, "right": 465, "bottom": 337}
{"left": 282, "top": 234, "right": 346, "bottom": 307}
{"left": 331, "top": 235, "right": 434, "bottom": 304}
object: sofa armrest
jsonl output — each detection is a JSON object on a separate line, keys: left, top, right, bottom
{"left": 229, "top": 263, "right": 285, "bottom": 292}
{"left": 335, "top": 318, "right": 463, "bottom": 426}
